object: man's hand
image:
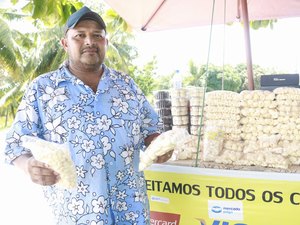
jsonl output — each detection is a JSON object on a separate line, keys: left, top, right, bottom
{"left": 155, "top": 150, "right": 173, "bottom": 163}
{"left": 13, "top": 154, "right": 60, "bottom": 186}
{"left": 144, "top": 133, "right": 173, "bottom": 164}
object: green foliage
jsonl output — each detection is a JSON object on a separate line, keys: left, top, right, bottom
{"left": 0, "top": 2, "right": 73, "bottom": 126}
{"left": 10, "top": 0, "right": 18, "bottom": 5}
{"left": 0, "top": 18, "right": 22, "bottom": 77}
{"left": 235, "top": 63, "right": 277, "bottom": 91}
{"left": 181, "top": 62, "right": 278, "bottom": 92}
{"left": 20, "top": 0, "right": 83, "bottom": 27}
{"left": 129, "top": 57, "right": 158, "bottom": 97}
{"left": 105, "top": 9, "right": 137, "bottom": 73}
{"left": 0, "top": 78, "right": 25, "bottom": 127}
{"left": 206, "top": 65, "right": 242, "bottom": 92}
{"left": 155, "top": 73, "right": 173, "bottom": 91}
{"left": 250, "top": 19, "right": 277, "bottom": 30}
{"left": 183, "top": 61, "right": 205, "bottom": 87}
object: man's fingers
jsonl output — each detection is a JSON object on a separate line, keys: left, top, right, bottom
{"left": 38, "top": 175, "right": 60, "bottom": 186}
{"left": 26, "top": 157, "right": 60, "bottom": 186}
{"left": 31, "top": 166, "right": 56, "bottom": 176}
{"left": 30, "top": 170, "right": 60, "bottom": 186}
{"left": 27, "top": 157, "right": 49, "bottom": 168}
{"left": 155, "top": 150, "right": 173, "bottom": 163}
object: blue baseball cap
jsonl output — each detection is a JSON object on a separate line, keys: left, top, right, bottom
{"left": 64, "top": 6, "right": 106, "bottom": 33}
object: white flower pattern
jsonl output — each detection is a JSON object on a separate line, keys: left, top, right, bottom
{"left": 67, "top": 198, "right": 85, "bottom": 215}
{"left": 91, "top": 154, "right": 105, "bottom": 169}
{"left": 92, "top": 196, "right": 107, "bottom": 214}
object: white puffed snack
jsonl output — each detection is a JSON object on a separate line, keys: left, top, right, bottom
{"left": 202, "top": 126, "right": 224, "bottom": 161}
{"left": 170, "top": 88, "right": 188, "bottom": 98}
{"left": 187, "top": 86, "right": 205, "bottom": 97}
{"left": 172, "top": 115, "right": 189, "bottom": 125}
{"left": 171, "top": 106, "right": 188, "bottom": 116}
{"left": 22, "top": 135, "right": 77, "bottom": 189}
{"left": 171, "top": 98, "right": 189, "bottom": 107}
{"left": 139, "top": 129, "right": 189, "bottom": 171}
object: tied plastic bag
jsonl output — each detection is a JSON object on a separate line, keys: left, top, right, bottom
{"left": 202, "top": 126, "right": 224, "bottom": 161}
{"left": 22, "top": 135, "right": 77, "bottom": 189}
{"left": 172, "top": 135, "right": 199, "bottom": 160}
{"left": 139, "top": 129, "right": 189, "bottom": 171}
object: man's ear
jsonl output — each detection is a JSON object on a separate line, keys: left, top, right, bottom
{"left": 61, "top": 38, "right": 68, "bottom": 51}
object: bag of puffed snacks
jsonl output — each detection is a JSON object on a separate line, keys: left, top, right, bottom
{"left": 22, "top": 135, "right": 77, "bottom": 189}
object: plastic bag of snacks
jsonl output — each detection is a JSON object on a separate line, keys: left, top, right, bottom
{"left": 22, "top": 136, "right": 77, "bottom": 189}
{"left": 202, "top": 126, "right": 224, "bottom": 161}
{"left": 139, "top": 128, "right": 189, "bottom": 171}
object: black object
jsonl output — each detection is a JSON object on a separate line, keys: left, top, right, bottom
{"left": 260, "top": 74, "right": 299, "bottom": 91}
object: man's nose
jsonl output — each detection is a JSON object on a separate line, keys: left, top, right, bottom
{"left": 84, "top": 35, "right": 95, "bottom": 45}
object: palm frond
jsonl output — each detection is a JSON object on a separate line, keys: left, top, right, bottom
{"left": 0, "top": 18, "right": 23, "bottom": 76}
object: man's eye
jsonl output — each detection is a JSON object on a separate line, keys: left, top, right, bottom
{"left": 95, "top": 34, "right": 105, "bottom": 39}
{"left": 75, "top": 34, "right": 85, "bottom": 38}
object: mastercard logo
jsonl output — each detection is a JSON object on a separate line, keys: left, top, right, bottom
{"left": 150, "top": 211, "right": 181, "bottom": 225}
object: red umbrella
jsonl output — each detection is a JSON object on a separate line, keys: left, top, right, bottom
{"left": 103, "top": 0, "right": 300, "bottom": 90}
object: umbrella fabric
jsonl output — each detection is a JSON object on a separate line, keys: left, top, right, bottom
{"left": 103, "top": 0, "right": 300, "bottom": 90}
{"left": 104, "top": 0, "right": 300, "bottom": 32}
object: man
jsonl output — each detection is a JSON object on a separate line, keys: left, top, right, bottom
{"left": 4, "top": 6, "right": 172, "bottom": 225}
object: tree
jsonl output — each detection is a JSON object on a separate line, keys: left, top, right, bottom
{"left": 184, "top": 63, "right": 242, "bottom": 92}
{"left": 14, "top": 0, "right": 84, "bottom": 27}
{"left": 0, "top": 5, "right": 68, "bottom": 127}
{"left": 0, "top": 9, "right": 34, "bottom": 127}
{"left": 183, "top": 60, "right": 205, "bottom": 87}
{"left": 0, "top": 10, "right": 23, "bottom": 79}
{"left": 235, "top": 63, "right": 277, "bottom": 91}
{"left": 129, "top": 57, "right": 158, "bottom": 97}
{"left": 0, "top": 1, "right": 158, "bottom": 128}
{"left": 182, "top": 61, "right": 278, "bottom": 92}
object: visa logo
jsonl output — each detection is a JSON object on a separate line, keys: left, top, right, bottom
{"left": 197, "top": 219, "right": 246, "bottom": 225}
{"left": 211, "top": 221, "right": 246, "bottom": 225}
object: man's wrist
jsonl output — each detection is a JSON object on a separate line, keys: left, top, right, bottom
{"left": 13, "top": 153, "right": 33, "bottom": 174}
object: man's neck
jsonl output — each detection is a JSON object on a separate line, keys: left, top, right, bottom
{"left": 68, "top": 63, "right": 104, "bottom": 92}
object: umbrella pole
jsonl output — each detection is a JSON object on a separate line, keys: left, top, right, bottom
{"left": 240, "top": 0, "right": 255, "bottom": 90}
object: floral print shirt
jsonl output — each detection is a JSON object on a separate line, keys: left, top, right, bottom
{"left": 4, "top": 64, "right": 162, "bottom": 225}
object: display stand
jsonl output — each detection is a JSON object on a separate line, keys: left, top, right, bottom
{"left": 145, "top": 163, "right": 300, "bottom": 225}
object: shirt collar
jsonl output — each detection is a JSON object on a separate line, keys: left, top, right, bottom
{"left": 54, "top": 63, "right": 108, "bottom": 85}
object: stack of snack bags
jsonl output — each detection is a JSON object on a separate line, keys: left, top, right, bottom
{"left": 238, "top": 90, "right": 289, "bottom": 169}
{"left": 188, "top": 86, "right": 205, "bottom": 136}
{"left": 153, "top": 90, "right": 172, "bottom": 131}
{"left": 203, "top": 91, "right": 243, "bottom": 164}
{"left": 274, "top": 87, "right": 300, "bottom": 166}
{"left": 170, "top": 88, "right": 189, "bottom": 132}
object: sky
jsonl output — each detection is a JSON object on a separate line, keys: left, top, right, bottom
{"left": 132, "top": 17, "right": 300, "bottom": 76}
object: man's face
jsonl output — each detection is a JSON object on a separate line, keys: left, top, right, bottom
{"left": 61, "top": 20, "right": 107, "bottom": 70}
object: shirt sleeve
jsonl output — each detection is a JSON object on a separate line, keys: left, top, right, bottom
{"left": 4, "top": 81, "right": 41, "bottom": 164}
{"left": 129, "top": 78, "right": 163, "bottom": 139}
